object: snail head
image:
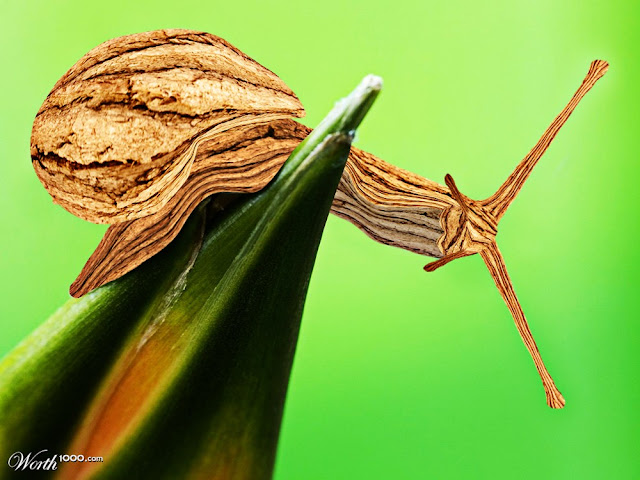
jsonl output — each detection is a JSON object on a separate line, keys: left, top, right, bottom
{"left": 423, "top": 59, "right": 609, "bottom": 409}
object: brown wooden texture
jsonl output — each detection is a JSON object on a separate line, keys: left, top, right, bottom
{"left": 424, "top": 60, "right": 609, "bottom": 408}
{"left": 70, "top": 119, "right": 309, "bottom": 296}
{"left": 333, "top": 147, "right": 452, "bottom": 257}
{"left": 31, "top": 29, "right": 304, "bottom": 224}
{"left": 31, "top": 30, "right": 609, "bottom": 408}
{"left": 70, "top": 120, "right": 452, "bottom": 296}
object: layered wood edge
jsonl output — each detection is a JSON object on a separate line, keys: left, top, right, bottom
{"left": 31, "top": 29, "right": 304, "bottom": 224}
{"left": 70, "top": 119, "right": 453, "bottom": 297}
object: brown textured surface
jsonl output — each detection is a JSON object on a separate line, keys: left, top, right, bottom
{"left": 71, "top": 119, "right": 452, "bottom": 296}
{"left": 424, "top": 60, "right": 609, "bottom": 408}
{"left": 31, "top": 29, "right": 304, "bottom": 224}
{"left": 479, "top": 243, "right": 566, "bottom": 409}
{"left": 333, "top": 147, "right": 452, "bottom": 257}
{"left": 69, "top": 119, "right": 308, "bottom": 296}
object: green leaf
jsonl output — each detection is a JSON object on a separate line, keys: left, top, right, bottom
{"left": 0, "top": 75, "right": 382, "bottom": 479}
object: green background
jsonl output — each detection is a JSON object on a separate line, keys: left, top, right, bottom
{"left": 0, "top": 1, "right": 637, "bottom": 478}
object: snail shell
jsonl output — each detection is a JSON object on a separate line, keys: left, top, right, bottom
{"left": 31, "top": 29, "right": 304, "bottom": 224}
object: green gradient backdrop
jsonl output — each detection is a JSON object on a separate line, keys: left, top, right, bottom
{"left": 1, "top": 1, "right": 637, "bottom": 478}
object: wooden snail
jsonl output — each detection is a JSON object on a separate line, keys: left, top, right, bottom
{"left": 31, "top": 29, "right": 609, "bottom": 408}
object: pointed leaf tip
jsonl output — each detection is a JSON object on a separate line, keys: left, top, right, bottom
{"left": 336, "top": 75, "right": 383, "bottom": 134}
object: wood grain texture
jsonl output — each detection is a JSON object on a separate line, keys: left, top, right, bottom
{"left": 71, "top": 119, "right": 453, "bottom": 296}
{"left": 425, "top": 60, "right": 609, "bottom": 408}
{"left": 70, "top": 119, "right": 308, "bottom": 296}
{"left": 333, "top": 147, "right": 453, "bottom": 257}
{"left": 480, "top": 243, "right": 565, "bottom": 409}
{"left": 31, "top": 29, "right": 304, "bottom": 224}
{"left": 483, "top": 59, "right": 610, "bottom": 221}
